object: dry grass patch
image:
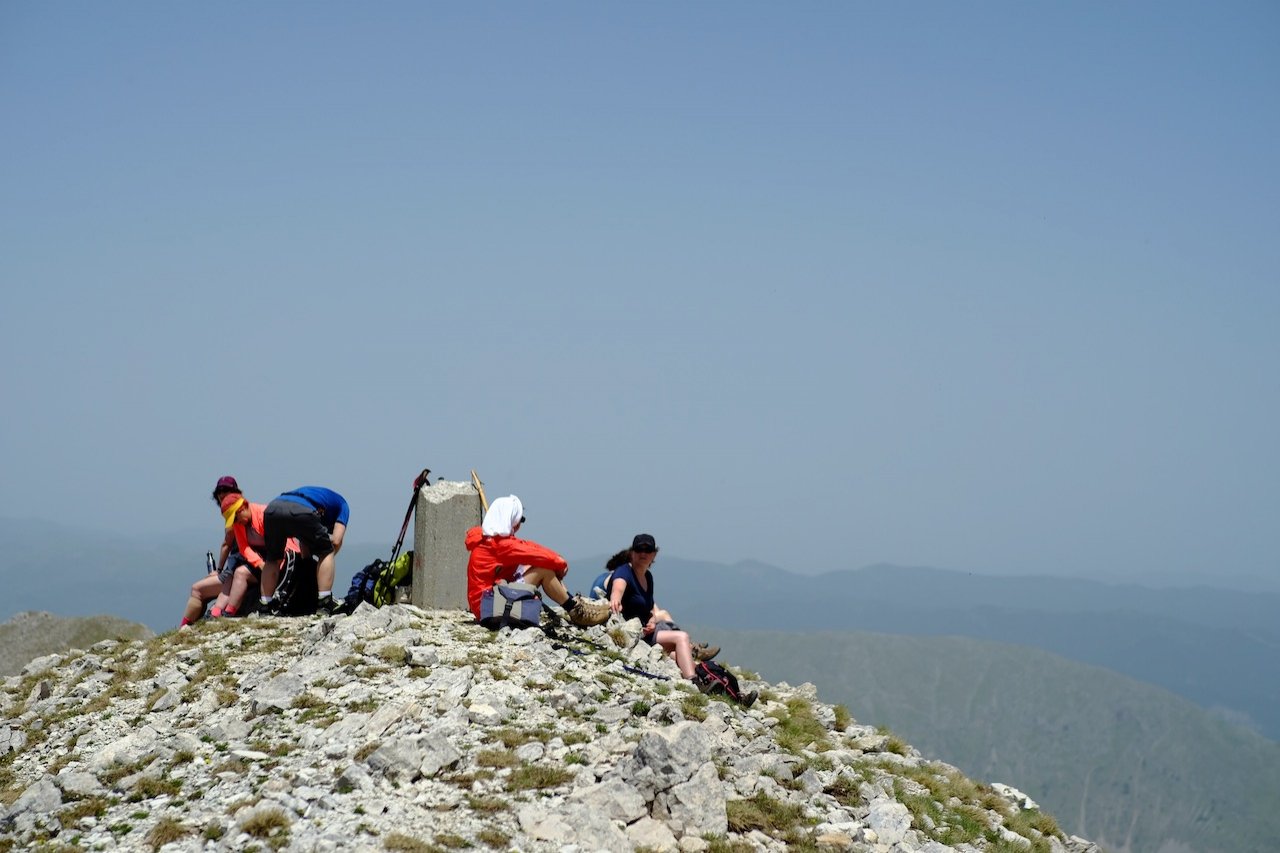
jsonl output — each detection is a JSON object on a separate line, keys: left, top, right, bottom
{"left": 59, "top": 795, "right": 112, "bottom": 822}
{"left": 377, "top": 645, "right": 408, "bottom": 665}
{"left": 475, "top": 748, "right": 518, "bottom": 769}
{"left": 383, "top": 832, "right": 435, "bottom": 852}
{"left": 240, "top": 806, "right": 291, "bottom": 848}
{"left": 146, "top": 816, "right": 192, "bottom": 850}
{"left": 725, "top": 790, "right": 811, "bottom": 837}
{"left": 506, "top": 763, "right": 574, "bottom": 792}
{"left": 490, "top": 727, "right": 546, "bottom": 748}
{"left": 770, "top": 698, "right": 831, "bottom": 754}
{"left": 476, "top": 828, "right": 510, "bottom": 847}
{"left": 466, "top": 794, "right": 505, "bottom": 813}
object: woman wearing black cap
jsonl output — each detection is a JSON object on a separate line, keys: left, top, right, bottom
{"left": 606, "top": 534, "right": 716, "bottom": 680}
{"left": 180, "top": 476, "right": 246, "bottom": 626}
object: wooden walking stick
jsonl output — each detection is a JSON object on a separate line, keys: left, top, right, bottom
{"left": 470, "top": 469, "right": 489, "bottom": 515}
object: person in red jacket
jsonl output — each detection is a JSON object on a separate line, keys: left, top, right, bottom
{"left": 465, "top": 495, "right": 609, "bottom": 628}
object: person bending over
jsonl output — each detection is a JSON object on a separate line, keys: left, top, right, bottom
{"left": 259, "top": 486, "right": 349, "bottom": 615}
{"left": 465, "top": 495, "right": 609, "bottom": 628}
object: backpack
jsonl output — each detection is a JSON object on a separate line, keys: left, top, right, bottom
{"left": 372, "top": 550, "right": 413, "bottom": 605}
{"left": 478, "top": 582, "right": 543, "bottom": 630}
{"left": 338, "top": 468, "right": 432, "bottom": 615}
{"left": 274, "top": 551, "right": 319, "bottom": 616}
{"left": 590, "top": 570, "right": 613, "bottom": 600}
{"left": 693, "top": 661, "right": 745, "bottom": 702}
{"left": 343, "top": 550, "right": 414, "bottom": 610}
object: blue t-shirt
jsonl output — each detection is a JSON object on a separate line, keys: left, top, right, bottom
{"left": 608, "top": 563, "right": 654, "bottom": 624}
{"left": 279, "top": 487, "right": 350, "bottom": 529}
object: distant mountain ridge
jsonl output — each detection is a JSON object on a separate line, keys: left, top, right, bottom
{"left": 632, "top": 557, "right": 1280, "bottom": 741}
{"left": 690, "top": 626, "right": 1280, "bottom": 853}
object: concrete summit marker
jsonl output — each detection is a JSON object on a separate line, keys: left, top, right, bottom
{"left": 411, "top": 479, "right": 483, "bottom": 611}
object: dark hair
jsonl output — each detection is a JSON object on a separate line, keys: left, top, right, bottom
{"left": 605, "top": 548, "right": 632, "bottom": 571}
{"left": 212, "top": 485, "right": 242, "bottom": 503}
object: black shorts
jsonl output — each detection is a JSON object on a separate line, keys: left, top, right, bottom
{"left": 263, "top": 498, "right": 334, "bottom": 561}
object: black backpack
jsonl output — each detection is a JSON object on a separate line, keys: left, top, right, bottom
{"left": 693, "top": 661, "right": 746, "bottom": 702}
{"left": 274, "top": 551, "right": 320, "bottom": 616}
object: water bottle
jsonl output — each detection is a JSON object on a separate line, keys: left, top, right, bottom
{"left": 206, "top": 551, "right": 216, "bottom": 575}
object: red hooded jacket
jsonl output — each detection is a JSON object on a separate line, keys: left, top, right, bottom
{"left": 464, "top": 526, "right": 568, "bottom": 619}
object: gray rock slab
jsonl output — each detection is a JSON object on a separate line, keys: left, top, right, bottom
{"left": 518, "top": 801, "right": 630, "bottom": 848}
{"left": 658, "top": 761, "right": 727, "bottom": 837}
{"left": 6, "top": 776, "right": 61, "bottom": 819}
{"left": 0, "top": 726, "right": 27, "bottom": 755}
{"left": 628, "top": 816, "right": 680, "bottom": 851}
{"left": 867, "top": 800, "right": 912, "bottom": 846}
{"left": 55, "top": 769, "right": 104, "bottom": 797}
{"left": 569, "top": 778, "right": 648, "bottom": 823}
{"left": 249, "top": 673, "right": 306, "bottom": 715}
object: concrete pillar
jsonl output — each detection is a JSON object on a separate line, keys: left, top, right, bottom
{"left": 412, "top": 479, "right": 483, "bottom": 612}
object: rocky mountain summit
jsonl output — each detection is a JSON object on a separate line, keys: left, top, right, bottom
{"left": 1, "top": 604, "right": 1101, "bottom": 852}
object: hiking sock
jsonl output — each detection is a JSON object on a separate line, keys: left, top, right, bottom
{"left": 563, "top": 595, "right": 580, "bottom": 612}
{"left": 259, "top": 596, "right": 272, "bottom": 606}
{"left": 318, "top": 590, "right": 332, "bottom": 601}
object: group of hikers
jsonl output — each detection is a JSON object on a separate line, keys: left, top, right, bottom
{"left": 182, "top": 475, "right": 734, "bottom": 695}
{"left": 181, "top": 476, "right": 349, "bottom": 624}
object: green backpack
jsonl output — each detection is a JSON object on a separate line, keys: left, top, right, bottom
{"left": 371, "top": 550, "right": 414, "bottom": 606}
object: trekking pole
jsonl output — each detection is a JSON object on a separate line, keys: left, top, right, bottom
{"left": 389, "top": 468, "right": 432, "bottom": 565}
{"left": 370, "top": 468, "right": 431, "bottom": 609}
{"left": 471, "top": 469, "right": 489, "bottom": 514}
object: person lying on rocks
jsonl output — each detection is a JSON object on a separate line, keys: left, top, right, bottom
{"left": 259, "top": 486, "right": 349, "bottom": 616}
{"left": 465, "top": 495, "right": 610, "bottom": 628}
{"left": 180, "top": 476, "right": 247, "bottom": 627}
{"left": 217, "top": 492, "right": 302, "bottom": 617}
{"left": 607, "top": 533, "right": 716, "bottom": 680}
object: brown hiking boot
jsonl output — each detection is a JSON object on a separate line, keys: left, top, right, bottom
{"left": 692, "top": 643, "right": 720, "bottom": 662}
{"left": 565, "top": 597, "right": 610, "bottom": 628}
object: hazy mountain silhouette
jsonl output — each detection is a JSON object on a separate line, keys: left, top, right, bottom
{"left": 691, "top": 626, "right": 1280, "bottom": 853}
{"left": 608, "top": 556, "right": 1280, "bottom": 741}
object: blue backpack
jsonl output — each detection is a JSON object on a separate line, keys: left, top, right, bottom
{"left": 590, "top": 570, "right": 613, "bottom": 600}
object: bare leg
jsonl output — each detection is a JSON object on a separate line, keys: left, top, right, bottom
{"left": 184, "top": 575, "right": 223, "bottom": 623}
{"left": 655, "top": 629, "right": 696, "bottom": 679}
{"left": 260, "top": 559, "right": 280, "bottom": 598}
{"left": 520, "top": 567, "right": 569, "bottom": 606}
{"left": 227, "top": 565, "right": 257, "bottom": 613}
{"left": 316, "top": 552, "right": 336, "bottom": 594}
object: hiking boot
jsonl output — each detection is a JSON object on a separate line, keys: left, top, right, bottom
{"left": 317, "top": 596, "right": 341, "bottom": 616}
{"left": 692, "top": 643, "right": 720, "bottom": 662}
{"left": 739, "top": 690, "right": 759, "bottom": 709}
{"left": 565, "top": 597, "right": 611, "bottom": 628}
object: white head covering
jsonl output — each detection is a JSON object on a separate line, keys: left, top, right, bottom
{"left": 482, "top": 495, "right": 524, "bottom": 537}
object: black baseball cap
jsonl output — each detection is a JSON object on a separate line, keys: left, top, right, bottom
{"left": 632, "top": 533, "right": 658, "bottom": 552}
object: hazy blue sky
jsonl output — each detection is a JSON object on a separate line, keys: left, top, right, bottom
{"left": 2, "top": 2, "right": 1276, "bottom": 584}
